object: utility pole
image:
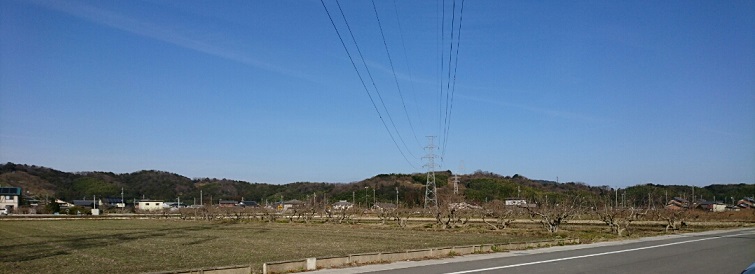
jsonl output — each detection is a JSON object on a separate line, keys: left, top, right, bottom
{"left": 423, "top": 136, "right": 438, "bottom": 210}
{"left": 365, "top": 186, "right": 369, "bottom": 208}
{"left": 395, "top": 187, "right": 399, "bottom": 206}
{"left": 373, "top": 187, "right": 376, "bottom": 206}
{"left": 517, "top": 185, "right": 521, "bottom": 199}
{"left": 200, "top": 190, "right": 203, "bottom": 206}
{"left": 455, "top": 161, "right": 464, "bottom": 195}
{"left": 453, "top": 172, "right": 459, "bottom": 195}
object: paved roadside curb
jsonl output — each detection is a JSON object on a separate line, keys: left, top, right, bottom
{"left": 263, "top": 238, "right": 580, "bottom": 274}
{"left": 307, "top": 227, "right": 755, "bottom": 274}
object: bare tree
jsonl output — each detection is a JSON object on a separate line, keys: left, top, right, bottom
{"left": 653, "top": 209, "right": 688, "bottom": 233}
{"left": 292, "top": 204, "right": 318, "bottom": 224}
{"left": 481, "top": 200, "right": 517, "bottom": 230}
{"left": 376, "top": 208, "right": 390, "bottom": 225}
{"left": 178, "top": 206, "right": 219, "bottom": 221}
{"left": 260, "top": 207, "right": 278, "bottom": 223}
{"left": 321, "top": 208, "right": 334, "bottom": 224}
{"left": 390, "top": 207, "right": 416, "bottom": 228}
{"left": 438, "top": 203, "right": 476, "bottom": 229}
{"left": 598, "top": 207, "right": 645, "bottom": 237}
{"left": 525, "top": 196, "right": 583, "bottom": 233}
{"left": 334, "top": 206, "right": 360, "bottom": 224}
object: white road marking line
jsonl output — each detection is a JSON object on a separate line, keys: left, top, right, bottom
{"left": 444, "top": 232, "right": 752, "bottom": 274}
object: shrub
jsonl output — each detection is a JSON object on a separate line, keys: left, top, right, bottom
{"left": 65, "top": 206, "right": 91, "bottom": 215}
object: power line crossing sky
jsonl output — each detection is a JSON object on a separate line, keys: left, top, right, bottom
{"left": 1, "top": 0, "right": 753, "bottom": 187}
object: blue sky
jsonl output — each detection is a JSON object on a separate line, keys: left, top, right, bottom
{"left": 1, "top": 0, "right": 753, "bottom": 187}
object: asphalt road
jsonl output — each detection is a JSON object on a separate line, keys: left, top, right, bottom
{"left": 312, "top": 228, "right": 755, "bottom": 274}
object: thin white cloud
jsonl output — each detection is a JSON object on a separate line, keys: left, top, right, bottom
{"left": 26, "top": 0, "right": 319, "bottom": 82}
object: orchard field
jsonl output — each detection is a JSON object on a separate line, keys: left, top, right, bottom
{"left": 1, "top": 210, "right": 752, "bottom": 273}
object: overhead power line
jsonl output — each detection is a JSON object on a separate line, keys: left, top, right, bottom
{"left": 442, "top": 0, "right": 465, "bottom": 160}
{"left": 438, "top": 0, "right": 446, "bottom": 142}
{"left": 391, "top": 0, "right": 425, "bottom": 148}
{"left": 319, "top": 0, "right": 465, "bottom": 169}
{"left": 333, "top": 0, "right": 417, "bottom": 164}
{"left": 442, "top": 0, "right": 458, "bottom": 160}
{"left": 371, "top": 0, "right": 421, "bottom": 158}
{"left": 320, "top": 0, "right": 416, "bottom": 169}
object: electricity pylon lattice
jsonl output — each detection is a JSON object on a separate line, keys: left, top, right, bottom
{"left": 455, "top": 160, "right": 464, "bottom": 195}
{"left": 423, "top": 136, "right": 438, "bottom": 210}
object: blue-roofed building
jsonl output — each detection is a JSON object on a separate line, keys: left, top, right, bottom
{"left": 100, "top": 197, "right": 126, "bottom": 208}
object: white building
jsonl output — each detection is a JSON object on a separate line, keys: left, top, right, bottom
{"left": 0, "top": 187, "right": 21, "bottom": 211}
{"left": 137, "top": 199, "right": 164, "bottom": 211}
{"left": 332, "top": 200, "right": 353, "bottom": 210}
{"left": 504, "top": 198, "right": 527, "bottom": 206}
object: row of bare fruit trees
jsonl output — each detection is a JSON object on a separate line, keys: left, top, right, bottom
{"left": 174, "top": 196, "right": 752, "bottom": 237}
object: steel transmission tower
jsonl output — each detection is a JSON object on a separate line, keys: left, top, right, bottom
{"left": 423, "top": 136, "right": 438, "bottom": 210}
{"left": 454, "top": 161, "right": 464, "bottom": 195}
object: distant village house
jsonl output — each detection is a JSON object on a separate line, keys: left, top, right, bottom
{"left": 666, "top": 197, "right": 689, "bottom": 210}
{"left": 239, "top": 200, "right": 258, "bottom": 207}
{"left": 0, "top": 187, "right": 21, "bottom": 212}
{"left": 504, "top": 198, "right": 527, "bottom": 206}
{"left": 137, "top": 199, "right": 164, "bottom": 211}
{"left": 218, "top": 200, "right": 238, "bottom": 207}
{"left": 737, "top": 198, "right": 755, "bottom": 209}
{"left": 332, "top": 200, "right": 353, "bottom": 210}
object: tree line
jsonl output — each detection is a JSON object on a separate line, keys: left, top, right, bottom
{"left": 0, "top": 162, "right": 752, "bottom": 207}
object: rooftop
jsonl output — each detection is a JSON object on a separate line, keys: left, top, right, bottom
{"left": 0, "top": 187, "right": 21, "bottom": 196}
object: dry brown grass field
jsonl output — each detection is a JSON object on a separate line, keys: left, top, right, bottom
{"left": 0, "top": 219, "right": 539, "bottom": 273}
{"left": 0, "top": 214, "right": 751, "bottom": 273}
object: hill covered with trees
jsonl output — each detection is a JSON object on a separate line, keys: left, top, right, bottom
{"left": 0, "top": 162, "right": 752, "bottom": 207}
